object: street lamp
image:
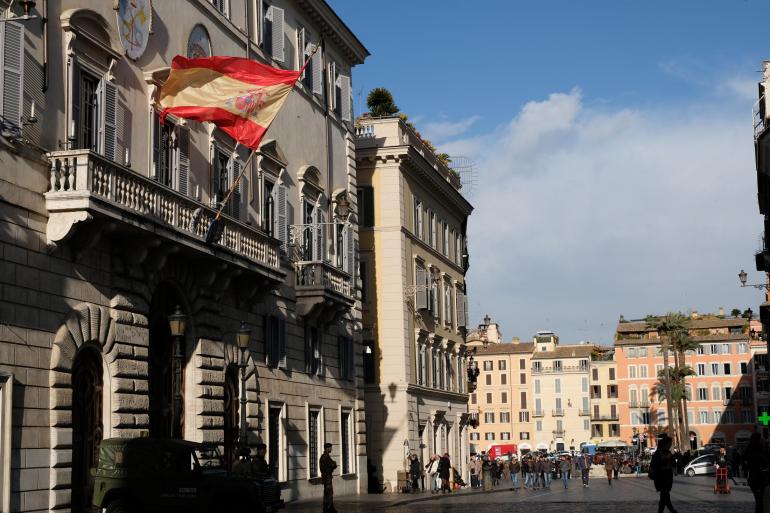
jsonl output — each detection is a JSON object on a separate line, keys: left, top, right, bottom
{"left": 167, "top": 305, "right": 188, "bottom": 439}
{"left": 739, "top": 269, "right": 770, "bottom": 290}
{"left": 236, "top": 321, "right": 251, "bottom": 447}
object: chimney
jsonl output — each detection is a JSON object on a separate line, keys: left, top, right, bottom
{"left": 719, "top": 307, "right": 724, "bottom": 317}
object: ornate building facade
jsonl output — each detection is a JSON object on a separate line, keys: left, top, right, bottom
{"left": 0, "top": 0, "right": 368, "bottom": 511}
{"left": 355, "top": 116, "right": 473, "bottom": 491}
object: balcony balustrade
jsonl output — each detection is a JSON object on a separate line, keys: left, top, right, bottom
{"left": 591, "top": 414, "right": 619, "bottom": 421}
{"left": 44, "top": 150, "right": 283, "bottom": 284}
{"left": 289, "top": 223, "right": 355, "bottom": 322}
{"left": 552, "top": 429, "right": 566, "bottom": 437}
{"left": 532, "top": 410, "right": 545, "bottom": 417}
{"left": 552, "top": 409, "right": 565, "bottom": 416}
{"left": 531, "top": 365, "right": 589, "bottom": 374}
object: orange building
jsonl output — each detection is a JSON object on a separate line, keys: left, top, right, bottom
{"left": 616, "top": 313, "right": 757, "bottom": 450}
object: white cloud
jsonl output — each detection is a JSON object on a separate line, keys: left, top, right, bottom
{"left": 462, "top": 89, "right": 763, "bottom": 344}
{"left": 421, "top": 115, "right": 481, "bottom": 142}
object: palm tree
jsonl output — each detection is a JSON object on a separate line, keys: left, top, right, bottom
{"left": 646, "top": 313, "right": 690, "bottom": 450}
{"left": 670, "top": 329, "right": 698, "bottom": 450}
{"left": 366, "top": 88, "right": 399, "bottom": 117}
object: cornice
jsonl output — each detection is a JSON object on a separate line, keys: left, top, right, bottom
{"left": 295, "top": 0, "right": 370, "bottom": 65}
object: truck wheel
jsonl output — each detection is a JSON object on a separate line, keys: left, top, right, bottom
{"left": 105, "top": 499, "right": 135, "bottom": 513}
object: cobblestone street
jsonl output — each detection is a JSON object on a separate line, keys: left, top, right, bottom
{"left": 285, "top": 476, "right": 755, "bottom": 513}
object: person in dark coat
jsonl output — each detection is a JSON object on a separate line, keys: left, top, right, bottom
{"left": 746, "top": 433, "right": 770, "bottom": 513}
{"left": 651, "top": 435, "right": 677, "bottom": 513}
{"left": 438, "top": 453, "right": 451, "bottom": 493}
{"left": 408, "top": 453, "right": 421, "bottom": 492}
{"left": 320, "top": 443, "right": 338, "bottom": 513}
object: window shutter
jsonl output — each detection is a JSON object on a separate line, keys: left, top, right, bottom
{"left": 176, "top": 126, "right": 190, "bottom": 195}
{"left": 277, "top": 317, "right": 287, "bottom": 368}
{"left": 264, "top": 314, "right": 274, "bottom": 367}
{"left": 313, "top": 208, "right": 325, "bottom": 261}
{"left": 416, "top": 267, "right": 428, "bottom": 310}
{"left": 297, "top": 28, "right": 306, "bottom": 74}
{"left": 0, "top": 22, "right": 24, "bottom": 130}
{"left": 311, "top": 47, "right": 323, "bottom": 96}
{"left": 344, "top": 224, "right": 354, "bottom": 276}
{"left": 269, "top": 6, "right": 284, "bottom": 62}
{"left": 276, "top": 182, "right": 287, "bottom": 250}
{"left": 231, "top": 158, "right": 242, "bottom": 219}
{"left": 304, "top": 327, "right": 312, "bottom": 374}
{"left": 102, "top": 81, "right": 118, "bottom": 160}
{"left": 340, "top": 75, "right": 351, "bottom": 122}
{"left": 463, "top": 293, "right": 468, "bottom": 327}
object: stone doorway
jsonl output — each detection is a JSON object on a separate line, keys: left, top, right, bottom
{"left": 71, "top": 345, "right": 103, "bottom": 513}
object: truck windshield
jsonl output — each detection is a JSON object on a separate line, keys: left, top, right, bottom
{"left": 194, "top": 447, "right": 224, "bottom": 469}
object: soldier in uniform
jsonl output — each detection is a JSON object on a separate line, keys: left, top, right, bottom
{"left": 320, "top": 442, "right": 337, "bottom": 513}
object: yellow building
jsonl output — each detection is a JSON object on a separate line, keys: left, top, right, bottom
{"left": 355, "top": 116, "right": 473, "bottom": 490}
{"left": 531, "top": 333, "right": 594, "bottom": 452}
{"left": 468, "top": 341, "right": 535, "bottom": 453}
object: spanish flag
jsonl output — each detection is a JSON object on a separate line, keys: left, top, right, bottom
{"left": 158, "top": 55, "right": 304, "bottom": 149}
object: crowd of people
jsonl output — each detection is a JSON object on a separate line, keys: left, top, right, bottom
{"left": 403, "top": 434, "right": 770, "bottom": 513}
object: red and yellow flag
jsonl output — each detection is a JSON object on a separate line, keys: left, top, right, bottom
{"left": 158, "top": 56, "right": 303, "bottom": 149}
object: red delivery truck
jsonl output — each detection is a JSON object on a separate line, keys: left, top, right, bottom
{"left": 487, "top": 443, "right": 518, "bottom": 460}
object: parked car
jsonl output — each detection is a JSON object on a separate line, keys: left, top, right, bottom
{"left": 684, "top": 453, "right": 716, "bottom": 477}
{"left": 92, "top": 438, "right": 284, "bottom": 513}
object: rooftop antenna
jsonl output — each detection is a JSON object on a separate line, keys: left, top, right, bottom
{"left": 449, "top": 155, "right": 477, "bottom": 197}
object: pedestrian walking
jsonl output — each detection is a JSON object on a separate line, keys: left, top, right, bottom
{"left": 468, "top": 455, "right": 478, "bottom": 489}
{"left": 510, "top": 456, "right": 521, "bottom": 490}
{"left": 613, "top": 454, "right": 620, "bottom": 479}
{"left": 320, "top": 442, "right": 337, "bottom": 513}
{"left": 604, "top": 455, "right": 614, "bottom": 486}
{"left": 522, "top": 457, "right": 532, "bottom": 489}
{"left": 544, "top": 457, "right": 552, "bottom": 489}
{"left": 482, "top": 454, "right": 493, "bottom": 491}
{"left": 578, "top": 452, "right": 592, "bottom": 487}
{"left": 502, "top": 460, "right": 512, "bottom": 488}
{"left": 426, "top": 455, "right": 440, "bottom": 494}
{"left": 473, "top": 455, "right": 483, "bottom": 489}
{"left": 560, "top": 456, "right": 571, "bottom": 489}
{"left": 409, "top": 453, "right": 421, "bottom": 492}
{"left": 746, "top": 433, "right": 770, "bottom": 513}
{"left": 650, "top": 435, "right": 677, "bottom": 513}
{"left": 438, "top": 453, "right": 451, "bottom": 493}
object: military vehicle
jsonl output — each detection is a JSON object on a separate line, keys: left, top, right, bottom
{"left": 92, "top": 438, "right": 284, "bottom": 513}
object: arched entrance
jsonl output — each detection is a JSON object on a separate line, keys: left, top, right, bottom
{"left": 71, "top": 345, "right": 103, "bottom": 513}
{"left": 223, "top": 364, "right": 240, "bottom": 469}
{"left": 149, "top": 283, "right": 188, "bottom": 438}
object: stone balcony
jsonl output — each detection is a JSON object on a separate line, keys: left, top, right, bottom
{"left": 45, "top": 150, "right": 284, "bottom": 288}
{"left": 289, "top": 222, "right": 355, "bottom": 323}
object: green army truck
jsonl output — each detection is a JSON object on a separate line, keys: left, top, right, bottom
{"left": 92, "top": 438, "right": 284, "bottom": 513}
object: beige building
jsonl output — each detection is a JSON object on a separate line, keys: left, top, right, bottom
{"left": 589, "top": 352, "right": 620, "bottom": 442}
{"left": 468, "top": 341, "right": 535, "bottom": 453}
{"left": 0, "top": 0, "right": 368, "bottom": 510}
{"left": 355, "top": 116, "right": 473, "bottom": 490}
{"left": 465, "top": 316, "right": 503, "bottom": 350}
{"left": 531, "top": 333, "right": 594, "bottom": 452}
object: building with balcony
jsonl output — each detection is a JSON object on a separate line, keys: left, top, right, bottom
{"left": 355, "top": 116, "right": 473, "bottom": 491}
{"left": 589, "top": 351, "right": 620, "bottom": 442}
{"left": 615, "top": 312, "right": 757, "bottom": 450}
{"left": 530, "top": 333, "right": 594, "bottom": 452}
{"left": 751, "top": 61, "right": 770, "bottom": 346}
{"left": 467, "top": 339, "right": 535, "bottom": 454}
{"left": 0, "top": 0, "right": 368, "bottom": 510}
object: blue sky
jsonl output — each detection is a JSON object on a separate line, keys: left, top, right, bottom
{"left": 333, "top": 1, "right": 769, "bottom": 344}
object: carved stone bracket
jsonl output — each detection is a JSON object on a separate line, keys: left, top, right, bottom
{"left": 46, "top": 211, "right": 92, "bottom": 244}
